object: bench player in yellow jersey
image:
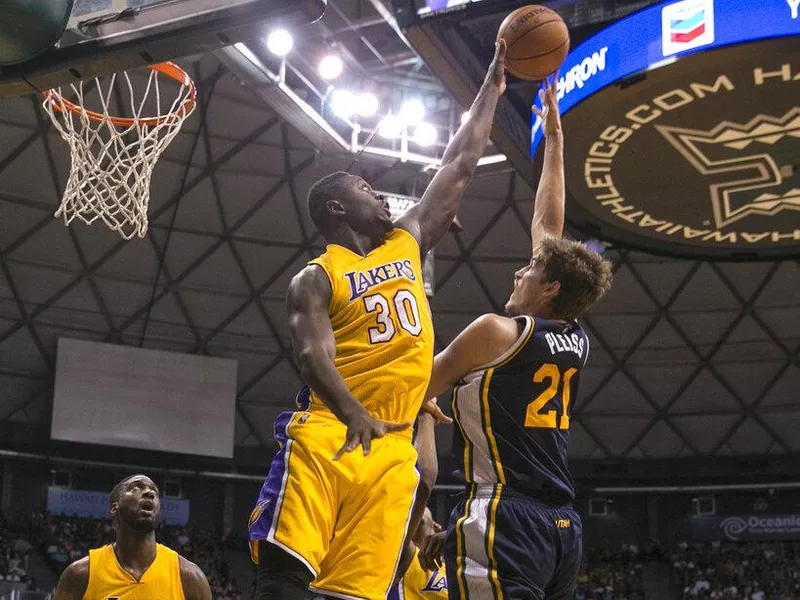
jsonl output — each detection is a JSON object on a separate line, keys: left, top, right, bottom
{"left": 53, "top": 475, "right": 211, "bottom": 600}
{"left": 248, "top": 41, "right": 507, "bottom": 600}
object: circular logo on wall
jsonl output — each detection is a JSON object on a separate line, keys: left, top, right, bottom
{"left": 558, "top": 37, "right": 800, "bottom": 260}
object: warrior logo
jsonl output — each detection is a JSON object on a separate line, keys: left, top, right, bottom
{"left": 656, "top": 108, "right": 800, "bottom": 228}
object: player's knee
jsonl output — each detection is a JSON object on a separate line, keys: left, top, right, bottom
{"left": 253, "top": 542, "right": 313, "bottom": 600}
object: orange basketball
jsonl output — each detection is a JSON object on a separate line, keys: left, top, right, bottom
{"left": 497, "top": 5, "right": 570, "bottom": 81}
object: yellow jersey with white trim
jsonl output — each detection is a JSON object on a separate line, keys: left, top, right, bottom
{"left": 307, "top": 227, "right": 434, "bottom": 431}
{"left": 83, "top": 543, "right": 186, "bottom": 600}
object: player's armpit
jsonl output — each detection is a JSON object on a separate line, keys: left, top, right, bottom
{"left": 53, "top": 557, "right": 89, "bottom": 600}
{"left": 426, "top": 313, "right": 520, "bottom": 399}
{"left": 179, "top": 557, "right": 212, "bottom": 600}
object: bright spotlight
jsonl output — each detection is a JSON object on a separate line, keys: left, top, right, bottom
{"left": 460, "top": 111, "right": 470, "bottom": 125}
{"left": 400, "top": 98, "right": 425, "bottom": 125}
{"left": 379, "top": 115, "right": 403, "bottom": 139}
{"left": 330, "top": 89, "right": 355, "bottom": 120}
{"left": 319, "top": 55, "right": 343, "bottom": 80}
{"left": 413, "top": 122, "right": 438, "bottom": 147}
{"left": 357, "top": 93, "right": 379, "bottom": 117}
{"left": 267, "top": 30, "right": 293, "bottom": 56}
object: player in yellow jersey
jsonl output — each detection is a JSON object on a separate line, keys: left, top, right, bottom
{"left": 53, "top": 474, "right": 211, "bottom": 600}
{"left": 248, "top": 41, "right": 507, "bottom": 600}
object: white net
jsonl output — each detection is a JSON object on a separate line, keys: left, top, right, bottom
{"left": 42, "top": 64, "right": 196, "bottom": 240}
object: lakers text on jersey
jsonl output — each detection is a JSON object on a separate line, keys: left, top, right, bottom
{"left": 83, "top": 544, "right": 185, "bottom": 600}
{"left": 389, "top": 546, "right": 448, "bottom": 600}
{"left": 307, "top": 227, "right": 434, "bottom": 428}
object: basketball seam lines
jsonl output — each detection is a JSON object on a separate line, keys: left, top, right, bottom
{"left": 508, "top": 36, "right": 570, "bottom": 62}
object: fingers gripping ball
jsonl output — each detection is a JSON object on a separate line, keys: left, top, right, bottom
{"left": 497, "top": 5, "right": 570, "bottom": 81}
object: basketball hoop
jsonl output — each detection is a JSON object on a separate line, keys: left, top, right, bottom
{"left": 42, "top": 62, "right": 197, "bottom": 240}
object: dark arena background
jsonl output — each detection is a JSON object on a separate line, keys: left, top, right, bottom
{"left": 0, "top": 0, "right": 798, "bottom": 599}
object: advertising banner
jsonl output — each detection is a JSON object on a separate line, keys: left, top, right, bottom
{"left": 692, "top": 514, "right": 800, "bottom": 541}
{"left": 47, "top": 487, "right": 190, "bottom": 526}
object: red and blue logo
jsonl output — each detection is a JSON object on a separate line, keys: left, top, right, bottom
{"left": 661, "top": 0, "right": 715, "bottom": 57}
{"left": 668, "top": 8, "right": 707, "bottom": 43}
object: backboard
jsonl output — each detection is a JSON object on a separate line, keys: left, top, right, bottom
{"left": 0, "top": 0, "right": 326, "bottom": 99}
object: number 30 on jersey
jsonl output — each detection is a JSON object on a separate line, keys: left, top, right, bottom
{"left": 363, "top": 290, "right": 422, "bottom": 344}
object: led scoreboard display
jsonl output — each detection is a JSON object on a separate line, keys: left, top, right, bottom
{"left": 531, "top": 0, "right": 800, "bottom": 154}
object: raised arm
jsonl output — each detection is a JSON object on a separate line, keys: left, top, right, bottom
{"left": 426, "top": 314, "right": 520, "bottom": 401}
{"left": 53, "top": 558, "right": 89, "bottom": 600}
{"left": 530, "top": 74, "right": 565, "bottom": 249}
{"left": 179, "top": 557, "right": 212, "bottom": 600}
{"left": 287, "top": 266, "right": 408, "bottom": 458}
{"left": 396, "top": 41, "right": 506, "bottom": 255}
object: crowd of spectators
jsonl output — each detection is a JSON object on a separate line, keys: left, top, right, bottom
{"left": 0, "top": 513, "right": 36, "bottom": 590}
{"left": 31, "top": 512, "right": 243, "bottom": 600}
{"left": 673, "top": 541, "right": 800, "bottom": 600}
{"left": 574, "top": 544, "right": 647, "bottom": 600}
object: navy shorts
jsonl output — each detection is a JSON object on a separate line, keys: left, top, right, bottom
{"left": 444, "top": 485, "right": 582, "bottom": 600}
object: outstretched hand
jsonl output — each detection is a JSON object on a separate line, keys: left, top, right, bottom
{"left": 532, "top": 72, "right": 561, "bottom": 138}
{"left": 333, "top": 411, "right": 410, "bottom": 460}
{"left": 419, "top": 397, "right": 453, "bottom": 425}
{"left": 487, "top": 39, "right": 507, "bottom": 95}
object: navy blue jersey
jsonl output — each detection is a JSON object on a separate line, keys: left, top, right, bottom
{"left": 451, "top": 316, "right": 588, "bottom": 502}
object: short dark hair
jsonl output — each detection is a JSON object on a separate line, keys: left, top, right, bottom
{"left": 539, "top": 237, "right": 613, "bottom": 321}
{"left": 109, "top": 474, "right": 155, "bottom": 507}
{"left": 307, "top": 171, "right": 351, "bottom": 233}
{"left": 110, "top": 476, "right": 133, "bottom": 507}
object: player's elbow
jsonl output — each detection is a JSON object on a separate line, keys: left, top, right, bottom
{"left": 444, "top": 154, "right": 479, "bottom": 179}
{"left": 294, "top": 346, "right": 327, "bottom": 383}
{"left": 419, "top": 464, "right": 438, "bottom": 495}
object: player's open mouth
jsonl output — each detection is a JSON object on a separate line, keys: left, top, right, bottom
{"left": 140, "top": 500, "right": 155, "bottom": 511}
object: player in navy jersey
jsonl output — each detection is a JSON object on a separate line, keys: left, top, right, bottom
{"left": 418, "top": 75, "right": 613, "bottom": 600}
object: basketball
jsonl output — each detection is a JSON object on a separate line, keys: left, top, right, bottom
{"left": 497, "top": 5, "right": 570, "bottom": 81}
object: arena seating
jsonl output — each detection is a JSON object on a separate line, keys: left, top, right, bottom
{"left": 0, "top": 512, "right": 36, "bottom": 590}
{"left": 672, "top": 541, "right": 800, "bottom": 600}
{"left": 574, "top": 545, "right": 647, "bottom": 600}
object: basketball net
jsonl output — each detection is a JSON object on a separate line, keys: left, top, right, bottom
{"left": 42, "top": 63, "right": 196, "bottom": 240}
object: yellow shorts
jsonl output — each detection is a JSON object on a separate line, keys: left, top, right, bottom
{"left": 249, "top": 410, "right": 419, "bottom": 600}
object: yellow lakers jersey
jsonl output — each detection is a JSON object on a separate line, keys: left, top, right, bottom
{"left": 390, "top": 546, "right": 448, "bottom": 599}
{"left": 84, "top": 543, "right": 186, "bottom": 600}
{"left": 308, "top": 228, "right": 434, "bottom": 429}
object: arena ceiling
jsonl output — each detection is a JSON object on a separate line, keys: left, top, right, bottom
{"left": 0, "top": 0, "right": 798, "bottom": 472}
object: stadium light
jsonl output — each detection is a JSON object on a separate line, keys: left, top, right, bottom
{"left": 379, "top": 115, "right": 403, "bottom": 139}
{"left": 267, "top": 30, "right": 293, "bottom": 56}
{"left": 330, "top": 89, "right": 355, "bottom": 120}
{"left": 400, "top": 98, "right": 425, "bottom": 125}
{"left": 357, "top": 93, "right": 379, "bottom": 117}
{"left": 319, "top": 55, "right": 343, "bottom": 80}
{"left": 413, "top": 122, "right": 438, "bottom": 147}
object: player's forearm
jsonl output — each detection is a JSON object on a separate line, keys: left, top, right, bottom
{"left": 296, "top": 349, "right": 367, "bottom": 423}
{"left": 531, "top": 131, "right": 565, "bottom": 244}
{"left": 414, "top": 413, "right": 438, "bottom": 493}
{"left": 440, "top": 75, "right": 502, "bottom": 171}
